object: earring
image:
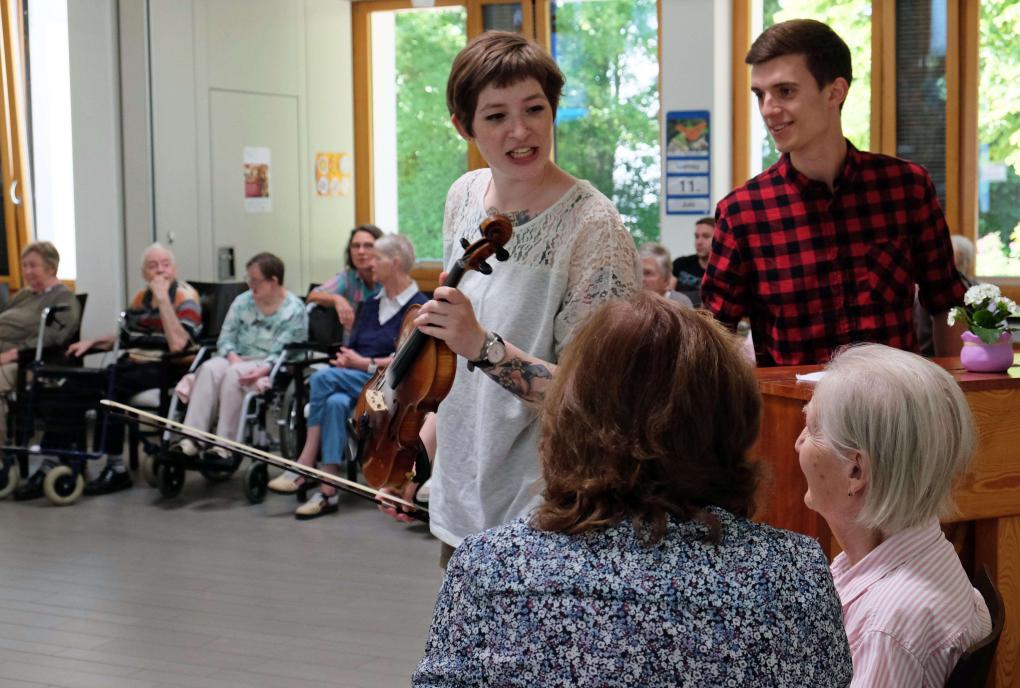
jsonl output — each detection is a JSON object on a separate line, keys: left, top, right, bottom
{"left": 847, "top": 485, "right": 854, "bottom": 497}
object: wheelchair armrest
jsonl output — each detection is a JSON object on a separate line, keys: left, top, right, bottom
{"left": 284, "top": 341, "right": 340, "bottom": 356}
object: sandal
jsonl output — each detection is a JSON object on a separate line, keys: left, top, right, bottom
{"left": 294, "top": 490, "right": 338, "bottom": 520}
{"left": 267, "top": 470, "right": 305, "bottom": 495}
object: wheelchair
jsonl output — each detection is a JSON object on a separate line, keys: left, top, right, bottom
{"left": 113, "top": 281, "right": 245, "bottom": 487}
{"left": 145, "top": 300, "right": 344, "bottom": 504}
{"left": 0, "top": 297, "right": 103, "bottom": 506}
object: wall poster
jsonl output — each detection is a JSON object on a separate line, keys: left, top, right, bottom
{"left": 315, "top": 152, "right": 353, "bottom": 197}
{"left": 243, "top": 146, "right": 272, "bottom": 213}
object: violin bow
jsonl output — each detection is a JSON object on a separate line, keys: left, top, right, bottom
{"left": 100, "top": 400, "right": 428, "bottom": 522}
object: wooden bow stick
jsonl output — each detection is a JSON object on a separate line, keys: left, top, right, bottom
{"left": 100, "top": 400, "right": 428, "bottom": 521}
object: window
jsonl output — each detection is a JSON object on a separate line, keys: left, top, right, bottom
{"left": 364, "top": 6, "right": 468, "bottom": 261}
{"left": 550, "top": 0, "right": 660, "bottom": 243}
{"left": 975, "top": 0, "right": 1020, "bottom": 276}
{"left": 356, "top": 0, "right": 662, "bottom": 255}
{"left": 895, "top": 0, "right": 948, "bottom": 208}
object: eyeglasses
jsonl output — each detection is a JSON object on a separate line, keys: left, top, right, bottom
{"left": 245, "top": 275, "right": 267, "bottom": 287}
{"left": 351, "top": 242, "right": 375, "bottom": 250}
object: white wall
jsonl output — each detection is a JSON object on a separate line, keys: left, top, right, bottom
{"left": 67, "top": 0, "right": 125, "bottom": 338}
{"left": 142, "top": 0, "right": 355, "bottom": 293}
{"left": 658, "top": 0, "right": 732, "bottom": 262}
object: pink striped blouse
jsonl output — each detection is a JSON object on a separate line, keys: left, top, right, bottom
{"left": 830, "top": 518, "right": 991, "bottom": 687}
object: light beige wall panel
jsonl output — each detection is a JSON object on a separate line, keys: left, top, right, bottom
{"left": 68, "top": 0, "right": 126, "bottom": 337}
{"left": 208, "top": 90, "right": 302, "bottom": 291}
{"left": 305, "top": 0, "right": 355, "bottom": 287}
{"left": 119, "top": 0, "right": 154, "bottom": 295}
{"left": 203, "top": 0, "right": 302, "bottom": 96}
{"left": 149, "top": 0, "right": 204, "bottom": 279}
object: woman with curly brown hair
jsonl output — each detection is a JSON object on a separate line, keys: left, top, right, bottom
{"left": 414, "top": 292, "right": 852, "bottom": 688}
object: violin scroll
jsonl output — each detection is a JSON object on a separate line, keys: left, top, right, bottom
{"left": 457, "top": 214, "right": 513, "bottom": 276}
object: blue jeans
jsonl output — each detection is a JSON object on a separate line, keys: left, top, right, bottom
{"left": 307, "top": 367, "right": 371, "bottom": 465}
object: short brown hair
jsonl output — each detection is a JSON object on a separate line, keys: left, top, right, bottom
{"left": 21, "top": 241, "right": 60, "bottom": 274}
{"left": 746, "top": 19, "right": 852, "bottom": 91}
{"left": 246, "top": 252, "right": 284, "bottom": 285}
{"left": 695, "top": 216, "right": 715, "bottom": 227}
{"left": 534, "top": 292, "right": 762, "bottom": 544}
{"left": 446, "top": 31, "right": 564, "bottom": 138}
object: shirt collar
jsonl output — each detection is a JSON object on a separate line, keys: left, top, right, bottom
{"left": 375, "top": 280, "right": 419, "bottom": 307}
{"left": 776, "top": 138, "right": 861, "bottom": 193}
{"left": 830, "top": 517, "right": 944, "bottom": 608}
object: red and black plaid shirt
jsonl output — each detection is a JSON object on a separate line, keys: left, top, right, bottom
{"left": 702, "top": 143, "right": 965, "bottom": 366}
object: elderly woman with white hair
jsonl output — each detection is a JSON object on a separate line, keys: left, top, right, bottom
{"left": 267, "top": 234, "right": 427, "bottom": 519}
{"left": 796, "top": 343, "right": 991, "bottom": 686}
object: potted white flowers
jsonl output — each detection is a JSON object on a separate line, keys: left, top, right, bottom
{"left": 947, "top": 284, "right": 1019, "bottom": 372}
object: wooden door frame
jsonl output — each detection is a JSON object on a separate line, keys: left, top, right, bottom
{"left": 0, "top": 0, "right": 33, "bottom": 288}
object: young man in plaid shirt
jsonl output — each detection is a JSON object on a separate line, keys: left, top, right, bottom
{"left": 702, "top": 19, "right": 966, "bottom": 366}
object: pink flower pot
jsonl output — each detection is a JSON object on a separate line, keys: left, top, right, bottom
{"left": 959, "top": 331, "right": 1015, "bottom": 373}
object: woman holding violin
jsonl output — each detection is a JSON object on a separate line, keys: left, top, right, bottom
{"left": 402, "top": 32, "right": 640, "bottom": 565}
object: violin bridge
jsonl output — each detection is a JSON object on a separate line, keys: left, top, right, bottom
{"left": 364, "top": 389, "right": 388, "bottom": 413}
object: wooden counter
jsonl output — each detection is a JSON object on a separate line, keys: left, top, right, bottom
{"left": 752, "top": 354, "right": 1020, "bottom": 688}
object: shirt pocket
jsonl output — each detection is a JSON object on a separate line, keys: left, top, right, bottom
{"left": 862, "top": 239, "right": 914, "bottom": 306}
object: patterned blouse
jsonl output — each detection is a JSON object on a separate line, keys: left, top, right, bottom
{"left": 216, "top": 290, "right": 306, "bottom": 364}
{"left": 313, "top": 268, "right": 380, "bottom": 310}
{"left": 415, "top": 509, "right": 852, "bottom": 688}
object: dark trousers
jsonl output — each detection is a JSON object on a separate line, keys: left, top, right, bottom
{"left": 95, "top": 361, "right": 166, "bottom": 456}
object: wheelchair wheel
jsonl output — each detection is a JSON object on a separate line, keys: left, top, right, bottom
{"left": 140, "top": 454, "right": 159, "bottom": 488}
{"left": 157, "top": 461, "right": 186, "bottom": 498}
{"left": 43, "top": 465, "right": 85, "bottom": 506}
{"left": 199, "top": 454, "right": 242, "bottom": 483}
{"left": 0, "top": 463, "right": 19, "bottom": 499}
{"left": 273, "top": 381, "right": 300, "bottom": 459}
{"left": 244, "top": 462, "right": 268, "bottom": 504}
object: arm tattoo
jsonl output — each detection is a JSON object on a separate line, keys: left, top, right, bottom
{"left": 487, "top": 357, "right": 553, "bottom": 402}
{"left": 486, "top": 206, "right": 533, "bottom": 227}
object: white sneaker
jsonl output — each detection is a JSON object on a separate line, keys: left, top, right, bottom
{"left": 176, "top": 438, "right": 199, "bottom": 456}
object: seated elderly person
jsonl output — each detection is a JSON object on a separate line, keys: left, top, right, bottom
{"left": 638, "top": 242, "right": 692, "bottom": 307}
{"left": 2, "top": 242, "right": 81, "bottom": 495}
{"left": 63, "top": 243, "right": 201, "bottom": 496}
{"left": 305, "top": 224, "right": 382, "bottom": 332}
{"left": 268, "top": 234, "right": 426, "bottom": 520}
{"left": 797, "top": 343, "right": 991, "bottom": 685}
{"left": 414, "top": 292, "right": 852, "bottom": 686}
{"left": 176, "top": 252, "right": 306, "bottom": 456}
{"left": 915, "top": 234, "right": 977, "bottom": 356}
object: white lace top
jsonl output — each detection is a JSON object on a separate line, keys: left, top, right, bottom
{"left": 430, "top": 168, "right": 641, "bottom": 547}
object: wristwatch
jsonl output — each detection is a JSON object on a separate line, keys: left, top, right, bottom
{"left": 366, "top": 358, "right": 379, "bottom": 375}
{"left": 468, "top": 331, "right": 506, "bottom": 371}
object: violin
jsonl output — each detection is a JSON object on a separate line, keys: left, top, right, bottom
{"left": 352, "top": 214, "right": 513, "bottom": 489}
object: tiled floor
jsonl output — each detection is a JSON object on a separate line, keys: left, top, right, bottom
{"left": 0, "top": 462, "right": 444, "bottom": 688}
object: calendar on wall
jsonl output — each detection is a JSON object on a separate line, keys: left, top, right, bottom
{"left": 664, "top": 110, "right": 711, "bottom": 215}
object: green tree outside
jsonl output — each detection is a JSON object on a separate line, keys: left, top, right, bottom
{"left": 394, "top": 8, "right": 467, "bottom": 260}
{"left": 552, "top": 0, "right": 660, "bottom": 245}
{"left": 977, "top": 0, "right": 1020, "bottom": 275}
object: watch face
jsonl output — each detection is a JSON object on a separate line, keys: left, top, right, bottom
{"left": 487, "top": 339, "right": 506, "bottom": 364}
